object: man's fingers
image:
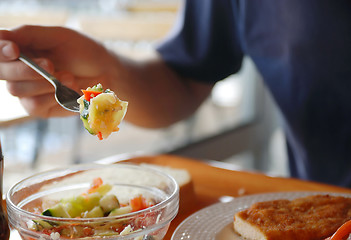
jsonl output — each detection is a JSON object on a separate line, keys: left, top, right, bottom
{"left": 9, "top": 25, "right": 71, "bottom": 50}
{"left": 0, "top": 40, "right": 19, "bottom": 61}
{"left": 55, "top": 71, "right": 78, "bottom": 91}
{"left": 0, "top": 58, "right": 54, "bottom": 81}
{"left": 19, "top": 93, "right": 74, "bottom": 118}
{"left": 6, "top": 79, "right": 54, "bottom": 98}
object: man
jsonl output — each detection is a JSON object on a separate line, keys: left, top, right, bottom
{"left": 1, "top": 0, "right": 351, "bottom": 186}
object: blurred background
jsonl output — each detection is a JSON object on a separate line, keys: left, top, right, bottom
{"left": 0, "top": 0, "right": 288, "bottom": 192}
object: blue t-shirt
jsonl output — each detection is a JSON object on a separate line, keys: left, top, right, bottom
{"left": 157, "top": 0, "right": 351, "bottom": 187}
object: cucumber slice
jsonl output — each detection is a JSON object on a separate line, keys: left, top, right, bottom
{"left": 108, "top": 206, "right": 132, "bottom": 216}
{"left": 83, "top": 206, "right": 104, "bottom": 218}
{"left": 99, "top": 194, "right": 120, "bottom": 213}
{"left": 64, "top": 202, "right": 82, "bottom": 218}
{"left": 80, "top": 99, "right": 95, "bottom": 134}
{"left": 89, "top": 183, "right": 112, "bottom": 195}
{"left": 81, "top": 117, "right": 95, "bottom": 134}
{"left": 42, "top": 203, "right": 71, "bottom": 218}
{"left": 31, "top": 220, "right": 55, "bottom": 230}
{"left": 61, "top": 195, "right": 85, "bottom": 213}
{"left": 59, "top": 192, "right": 102, "bottom": 216}
{"left": 83, "top": 192, "right": 102, "bottom": 211}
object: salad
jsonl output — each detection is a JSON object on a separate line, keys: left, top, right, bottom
{"left": 77, "top": 84, "right": 128, "bottom": 140}
{"left": 28, "top": 178, "right": 157, "bottom": 239}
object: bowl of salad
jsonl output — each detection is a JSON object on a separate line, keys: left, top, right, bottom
{"left": 6, "top": 163, "right": 179, "bottom": 240}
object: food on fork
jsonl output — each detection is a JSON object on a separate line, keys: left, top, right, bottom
{"left": 77, "top": 84, "right": 128, "bottom": 140}
{"left": 233, "top": 194, "right": 351, "bottom": 240}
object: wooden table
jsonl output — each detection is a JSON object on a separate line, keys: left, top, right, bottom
{"left": 8, "top": 154, "right": 351, "bottom": 240}
{"left": 107, "top": 154, "right": 351, "bottom": 240}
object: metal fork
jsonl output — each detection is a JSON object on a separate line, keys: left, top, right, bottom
{"left": 18, "top": 53, "right": 80, "bottom": 112}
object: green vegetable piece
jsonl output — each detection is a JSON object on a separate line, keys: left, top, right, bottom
{"left": 84, "top": 192, "right": 102, "bottom": 211}
{"left": 61, "top": 193, "right": 102, "bottom": 214}
{"left": 81, "top": 118, "right": 95, "bottom": 134}
{"left": 99, "top": 194, "right": 120, "bottom": 213}
{"left": 83, "top": 206, "right": 104, "bottom": 218}
{"left": 61, "top": 195, "right": 85, "bottom": 212}
{"left": 42, "top": 203, "right": 71, "bottom": 218}
{"left": 108, "top": 206, "right": 132, "bottom": 216}
{"left": 31, "top": 220, "right": 54, "bottom": 230}
{"left": 64, "top": 202, "right": 82, "bottom": 218}
{"left": 95, "top": 183, "right": 112, "bottom": 195}
{"left": 91, "top": 84, "right": 104, "bottom": 92}
{"left": 80, "top": 99, "right": 90, "bottom": 120}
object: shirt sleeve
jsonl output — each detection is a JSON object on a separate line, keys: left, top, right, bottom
{"left": 156, "top": 0, "right": 244, "bottom": 84}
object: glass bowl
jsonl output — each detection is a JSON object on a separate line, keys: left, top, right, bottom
{"left": 6, "top": 163, "right": 179, "bottom": 240}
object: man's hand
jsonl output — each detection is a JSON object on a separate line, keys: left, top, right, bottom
{"left": 0, "top": 25, "right": 115, "bottom": 118}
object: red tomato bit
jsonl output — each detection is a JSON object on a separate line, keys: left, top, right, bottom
{"left": 97, "top": 132, "right": 103, "bottom": 140}
{"left": 82, "top": 90, "right": 103, "bottom": 101}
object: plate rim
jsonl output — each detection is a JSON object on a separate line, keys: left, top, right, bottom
{"left": 171, "top": 191, "right": 351, "bottom": 240}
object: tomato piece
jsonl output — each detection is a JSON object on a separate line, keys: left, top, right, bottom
{"left": 130, "top": 195, "right": 149, "bottom": 212}
{"left": 82, "top": 90, "right": 103, "bottom": 101}
{"left": 42, "top": 228, "right": 53, "bottom": 235}
{"left": 88, "top": 177, "right": 103, "bottom": 193}
{"left": 83, "top": 227, "right": 94, "bottom": 236}
{"left": 130, "top": 196, "right": 143, "bottom": 212}
{"left": 92, "top": 177, "right": 103, "bottom": 188}
{"left": 327, "top": 220, "right": 351, "bottom": 240}
{"left": 97, "top": 132, "right": 103, "bottom": 140}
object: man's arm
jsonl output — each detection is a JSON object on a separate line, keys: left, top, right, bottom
{"left": 0, "top": 25, "right": 213, "bottom": 128}
{"left": 107, "top": 53, "right": 214, "bottom": 128}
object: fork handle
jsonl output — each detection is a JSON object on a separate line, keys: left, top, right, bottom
{"left": 18, "top": 53, "right": 60, "bottom": 89}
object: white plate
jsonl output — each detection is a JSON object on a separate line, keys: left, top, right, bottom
{"left": 171, "top": 191, "right": 351, "bottom": 240}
